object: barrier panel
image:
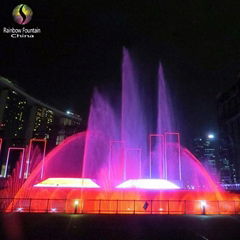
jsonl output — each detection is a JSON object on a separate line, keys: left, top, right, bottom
{"left": 99, "top": 200, "right": 118, "bottom": 214}
{"left": 82, "top": 199, "right": 100, "bottom": 214}
{"left": 205, "top": 201, "right": 219, "bottom": 214}
{"left": 152, "top": 200, "right": 169, "bottom": 214}
{"left": 0, "top": 198, "right": 240, "bottom": 215}
{"left": 219, "top": 201, "right": 235, "bottom": 215}
{"left": 30, "top": 199, "right": 49, "bottom": 213}
{"left": 134, "top": 200, "right": 151, "bottom": 214}
{"left": 169, "top": 200, "right": 185, "bottom": 214}
{"left": 48, "top": 199, "right": 66, "bottom": 213}
{"left": 12, "top": 198, "right": 32, "bottom": 212}
{"left": 185, "top": 200, "right": 202, "bottom": 214}
{"left": 234, "top": 201, "right": 240, "bottom": 214}
{"left": 117, "top": 200, "right": 135, "bottom": 214}
{"left": 0, "top": 198, "right": 13, "bottom": 213}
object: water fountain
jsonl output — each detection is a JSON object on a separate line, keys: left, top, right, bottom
{"left": 3, "top": 48, "right": 240, "bottom": 214}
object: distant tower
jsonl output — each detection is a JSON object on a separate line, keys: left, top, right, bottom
{"left": 192, "top": 134, "right": 219, "bottom": 179}
{"left": 192, "top": 134, "right": 233, "bottom": 183}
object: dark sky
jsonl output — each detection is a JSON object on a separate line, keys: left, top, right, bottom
{"left": 1, "top": 0, "right": 240, "bottom": 146}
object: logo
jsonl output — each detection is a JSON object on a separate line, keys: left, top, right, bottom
{"left": 12, "top": 4, "right": 33, "bottom": 25}
{"left": 2, "top": 4, "right": 41, "bottom": 39}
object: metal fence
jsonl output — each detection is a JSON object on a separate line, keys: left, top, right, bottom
{"left": 0, "top": 198, "right": 240, "bottom": 215}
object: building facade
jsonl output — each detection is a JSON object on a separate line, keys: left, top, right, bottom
{"left": 0, "top": 76, "right": 82, "bottom": 177}
{"left": 192, "top": 135, "right": 219, "bottom": 182}
{"left": 192, "top": 134, "right": 233, "bottom": 184}
{"left": 217, "top": 78, "right": 240, "bottom": 183}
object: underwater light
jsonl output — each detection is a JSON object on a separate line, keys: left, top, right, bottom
{"left": 116, "top": 179, "right": 180, "bottom": 189}
{"left": 34, "top": 178, "right": 100, "bottom": 188}
{"left": 50, "top": 208, "right": 57, "bottom": 213}
{"left": 16, "top": 207, "right": 23, "bottom": 212}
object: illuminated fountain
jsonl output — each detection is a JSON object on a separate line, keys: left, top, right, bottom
{"left": 4, "top": 48, "right": 240, "bottom": 214}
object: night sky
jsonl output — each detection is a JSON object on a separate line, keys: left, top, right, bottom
{"left": 1, "top": 0, "right": 240, "bottom": 146}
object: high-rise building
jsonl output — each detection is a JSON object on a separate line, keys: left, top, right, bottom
{"left": 0, "top": 76, "right": 82, "bottom": 177}
{"left": 192, "top": 134, "right": 233, "bottom": 183}
{"left": 55, "top": 114, "right": 82, "bottom": 145}
{"left": 0, "top": 88, "right": 28, "bottom": 147}
{"left": 192, "top": 135, "right": 219, "bottom": 182}
{"left": 218, "top": 137, "right": 235, "bottom": 183}
{"left": 217, "top": 77, "right": 240, "bottom": 182}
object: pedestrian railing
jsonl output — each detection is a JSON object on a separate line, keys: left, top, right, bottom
{"left": 0, "top": 198, "right": 240, "bottom": 215}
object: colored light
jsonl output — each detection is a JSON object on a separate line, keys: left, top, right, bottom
{"left": 200, "top": 200, "right": 206, "bottom": 208}
{"left": 74, "top": 200, "right": 79, "bottom": 206}
{"left": 116, "top": 179, "right": 180, "bottom": 189}
{"left": 50, "top": 208, "right": 57, "bottom": 212}
{"left": 208, "top": 134, "right": 214, "bottom": 139}
{"left": 34, "top": 178, "right": 100, "bottom": 188}
{"left": 16, "top": 207, "right": 23, "bottom": 212}
{"left": 66, "top": 110, "right": 73, "bottom": 115}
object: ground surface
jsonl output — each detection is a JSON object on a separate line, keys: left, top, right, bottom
{"left": 1, "top": 214, "right": 240, "bottom": 240}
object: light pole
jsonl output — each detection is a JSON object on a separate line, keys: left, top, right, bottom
{"left": 200, "top": 200, "right": 206, "bottom": 215}
{"left": 74, "top": 200, "right": 79, "bottom": 214}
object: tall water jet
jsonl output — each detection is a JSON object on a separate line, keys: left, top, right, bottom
{"left": 157, "top": 63, "right": 181, "bottom": 182}
{"left": 149, "top": 62, "right": 179, "bottom": 181}
{"left": 82, "top": 89, "right": 120, "bottom": 187}
{"left": 157, "top": 62, "right": 174, "bottom": 135}
{"left": 121, "top": 48, "right": 148, "bottom": 180}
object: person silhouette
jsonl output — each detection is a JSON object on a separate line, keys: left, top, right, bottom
{"left": 143, "top": 201, "right": 149, "bottom": 210}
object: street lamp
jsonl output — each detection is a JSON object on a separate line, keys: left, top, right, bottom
{"left": 200, "top": 200, "right": 206, "bottom": 215}
{"left": 207, "top": 134, "right": 215, "bottom": 139}
{"left": 74, "top": 200, "right": 79, "bottom": 214}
